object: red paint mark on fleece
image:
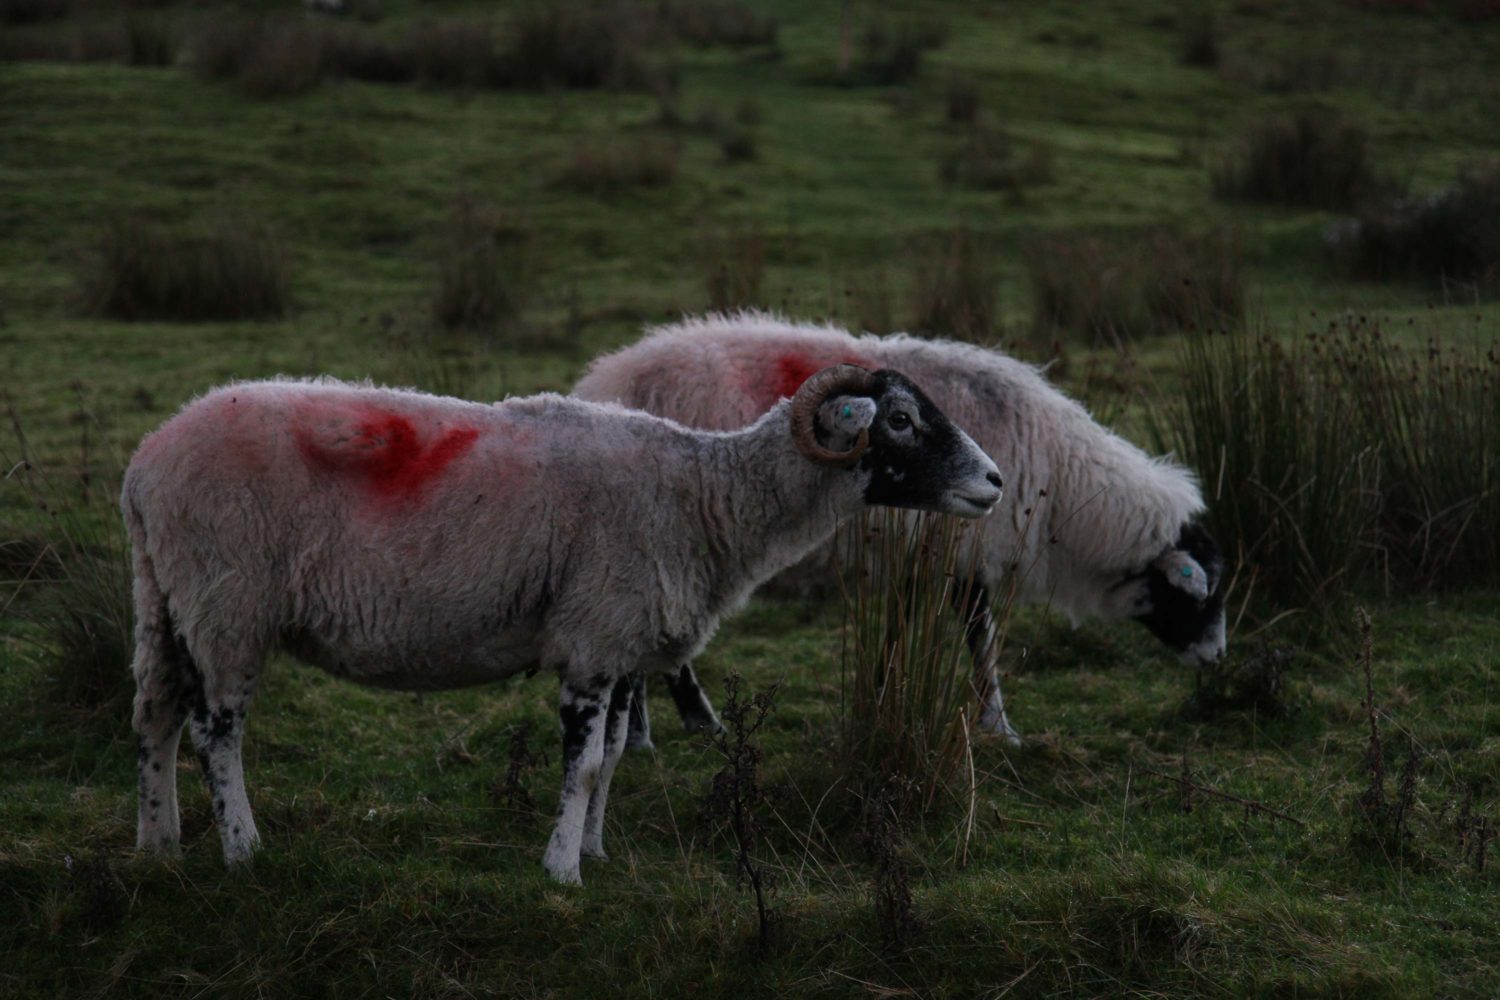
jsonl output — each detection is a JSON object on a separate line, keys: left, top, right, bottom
{"left": 758, "top": 352, "right": 873, "bottom": 408}
{"left": 296, "top": 408, "right": 480, "bottom": 507}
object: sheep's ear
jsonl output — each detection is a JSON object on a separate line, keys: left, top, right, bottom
{"left": 816, "top": 395, "right": 877, "bottom": 452}
{"left": 1153, "top": 549, "right": 1210, "bottom": 601}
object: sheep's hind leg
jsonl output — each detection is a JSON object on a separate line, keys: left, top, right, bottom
{"left": 581, "top": 675, "right": 633, "bottom": 861}
{"left": 132, "top": 597, "right": 195, "bottom": 855}
{"left": 188, "top": 665, "right": 263, "bottom": 866}
{"left": 951, "top": 581, "right": 1022, "bottom": 746}
{"left": 625, "top": 671, "right": 654, "bottom": 751}
{"left": 543, "top": 674, "right": 611, "bottom": 885}
{"left": 666, "top": 663, "right": 723, "bottom": 734}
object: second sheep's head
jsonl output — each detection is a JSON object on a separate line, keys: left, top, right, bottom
{"left": 789, "top": 364, "right": 1003, "bottom": 520}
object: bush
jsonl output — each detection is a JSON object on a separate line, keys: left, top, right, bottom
{"left": 553, "top": 134, "right": 679, "bottom": 194}
{"left": 240, "top": 20, "right": 326, "bottom": 98}
{"left": 945, "top": 73, "right": 980, "bottom": 123}
{"left": 855, "top": 18, "right": 945, "bottom": 85}
{"left": 940, "top": 122, "right": 1053, "bottom": 194}
{"left": 1212, "top": 108, "right": 1393, "bottom": 210}
{"left": 2, "top": 400, "right": 135, "bottom": 712}
{"left": 658, "top": 1, "right": 776, "bottom": 47}
{"left": 431, "top": 196, "right": 531, "bottom": 334}
{"left": 499, "top": 5, "right": 661, "bottom": 90}
{"left": 410, "top": 18, "right": 499, "bottom": 88}
{"left": 1178, "top": 11, "right": 1220, "bottom": 68}
{"left": 1150, "top": 316, "right": 1500, "bottom": 607}
{"left": 79, "top": 214, "right": 290, "bottom": 322}
{"left": 0, "top": 0, "right": 68, "bottom": 25}
{"left": 909, "top": 227, "right": 999, "bottom": 342}
{"left": 701, "top": 224, "right": 765, "bottom": 312}
{"left": 1333, "top": 165, "right": 1500, "bottom": 293}
{"left": 1028, "top": 228, "right": 1244, "bottom": 345}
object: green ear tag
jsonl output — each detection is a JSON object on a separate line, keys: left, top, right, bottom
{"left": 841, "top": 405, "right": 852, "bottom": 418}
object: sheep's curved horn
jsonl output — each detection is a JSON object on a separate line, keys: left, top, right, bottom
{"left": 789, "top": 364, "right": 877, "bottom": 468}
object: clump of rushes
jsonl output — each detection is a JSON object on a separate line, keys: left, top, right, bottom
{"left": 431, "top": 196, "right": 531, "bottom": 335}
{"left": 702, "top": 224, "right": 766, "bottom": 312}
{"left": 3, "top": 395, "right": 134, "bottom": 712}
{"left": 1153, "top": 315, "right": 1500, "bottom": 608}
{"left": 1028, "top": 227, "right": 1243, "bottom": 347}
{"left": 909, "top": 226, "right": 1000, "bottom": 343}
{"left": 1212, "top": 107, "right": 1394, "bottom": 210}
{"left": 79, "top": 213, "right": 290, "bottom": 322}
{"left": 839, "top": 509, "right": 997, "bottom": 814}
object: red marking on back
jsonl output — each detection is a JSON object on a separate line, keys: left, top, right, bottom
{"left": 759, "top": 351, "right": 873, "bottom": 408}
{"left": 296, "top": 407, "right": 480, "bottom": 507}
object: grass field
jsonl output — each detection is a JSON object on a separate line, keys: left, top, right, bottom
{"left": 3, "top": 0, "right": 1499, "bottom": 996}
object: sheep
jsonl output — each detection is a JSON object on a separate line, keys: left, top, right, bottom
{"left": 122, "top": 368, "right": 1002, "bottom": 885}
{"left": 573, "top": 313, "right": 1227, "bottom": 747}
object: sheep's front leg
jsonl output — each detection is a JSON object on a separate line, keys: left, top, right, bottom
{"left": 581, "top": 675, "right": 633, "bottom": 860}
{"left": 625, "top": 671, "right": 654, "bottom": 751}
{"left": 543, "top": 675, "right": 611, "bottom": 885}
{"left": 951, "top": 581, "right": 1022, "bottom": 746}
{"left": 666, "top": 664, "right": 723, "bottom": 734}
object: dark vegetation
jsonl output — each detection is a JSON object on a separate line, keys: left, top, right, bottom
{"left": 1334, "top": 164, "right": 1500, "bottom": 293}
{"left": 79, "top": 215, "right": 289, "bottom": 322}
{"left": 1155, "top": 315, "right": 1500, "bottom": 606}
{"left": 1212, "top": 108, "right": 1394, "bottom": 210}
{"left": 908, "top": 226, "right": 1000, "bottom": 342}
{"left": 4, "top": 1, "right": 1500, "bottom": 994}
{"left": 430, "top": 196, "right": 531, "bottom": 335}
{"left": 1028, "top": 227, "right": 1243, "bottom": 346}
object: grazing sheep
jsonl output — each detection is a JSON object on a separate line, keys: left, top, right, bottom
{"left": 573, "top": 313, "right": 1227, "bottom": 746}
{"left": 122, "top": 368, "right": 1001, "bottom": 885}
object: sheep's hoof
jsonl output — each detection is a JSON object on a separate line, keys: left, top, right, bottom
{"left": 625, "top": 733, "right": 656, "bottom": 752}
{"left": 544, "top": 860, "right": 583, "bottom": 886}
{"left": 581, "top": 840, "right": 608, "bottom": 861}
{"left": 979, "top": 714, "right": 1023, "bottom": 748}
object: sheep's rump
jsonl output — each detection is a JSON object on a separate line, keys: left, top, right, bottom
{"left": 121, "top": 380, "right": 661, "bottom": 688}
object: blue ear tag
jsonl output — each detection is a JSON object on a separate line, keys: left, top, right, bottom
{"left": 1181, "top": 566, "right": 1193, "bottom": 578}
{"left": 841, "top": 405, "right": 852, "bottom": 418}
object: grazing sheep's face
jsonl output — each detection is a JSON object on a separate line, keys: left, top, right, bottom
{"left": 1132, "top": 521, "right": 1227, "bottom": 666}
{"left": 828, "top": 369, "right": 1003, "bottom": 519}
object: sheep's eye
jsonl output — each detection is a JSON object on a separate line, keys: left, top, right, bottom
{"left": 889, "top": 411, "right": 912, "bottom": 431}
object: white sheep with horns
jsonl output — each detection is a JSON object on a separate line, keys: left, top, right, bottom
{"left": 573, "top": 313, "right": 1228, "bottom": 746}
{"left": 122, "top": 369, "right": 1000, "bottom": 885}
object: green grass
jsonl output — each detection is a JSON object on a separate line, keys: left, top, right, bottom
{"left": 3, "top": 0, "right": 1500, "bottom": 995}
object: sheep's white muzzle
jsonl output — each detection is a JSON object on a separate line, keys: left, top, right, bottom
{"left": 1179, "top": 612, "right": 1228, "bottom": 667}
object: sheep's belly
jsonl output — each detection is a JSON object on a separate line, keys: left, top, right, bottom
{"left": 285, "top": 627, "right": 543, "bottom": 692}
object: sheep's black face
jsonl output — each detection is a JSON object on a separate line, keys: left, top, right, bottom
{"left": 843, "top": 370, "right": 1002, "bottom": 519}
{"left": 1133, "top": 521, "right": 1227, "bottom": 666}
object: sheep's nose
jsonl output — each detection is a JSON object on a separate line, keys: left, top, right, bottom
{"left": 986, "top": 471, "right": 1003, "bottom": 490}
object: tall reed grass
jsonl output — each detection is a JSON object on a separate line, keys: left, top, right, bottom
{"left": 839, "top": 509, "right": 1000, "bottom": 813}
{"left": 1151, "top": 315, "right": 1499, "bottom": 609}
{"left": 3, "top": 398, "right": 133, "bottom": 711}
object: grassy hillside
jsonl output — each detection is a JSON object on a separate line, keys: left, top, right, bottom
{"left": 2, "top": 1, "right": 1498, "bottom": 996}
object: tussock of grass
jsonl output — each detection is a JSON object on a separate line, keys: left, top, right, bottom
{"left": 1212, "top": 108, "right": 1393, "bottom": 210}
{"left": 1029, "top": 227, "right": 1243, "bottom": 346}
{"left": 79, "top": 214, "right": 289, "bottom": 322}
{"left": 552, "top": 134, "right": 679, "bottom": 194}
{"left": 908, "top": 226, "right": 1000, "bottom": 342}
{"left": 1333, "top": 164, "right": 1500, "bottom": 294}
{"left": 1153, "top": 315, "right": 1500, "bottom": 606}
{"left": 839, "top": 510, "right": 994, "bottom": 813}
{"left": 430, "top": 196, "right": 530, "bottom": 335}
{"left": 701, "top": 224, "right": 766, "bottom": 312}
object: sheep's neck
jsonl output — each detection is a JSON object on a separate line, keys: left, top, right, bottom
{"left": 697, "top": 408, "right": 865, "bottom": 594}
